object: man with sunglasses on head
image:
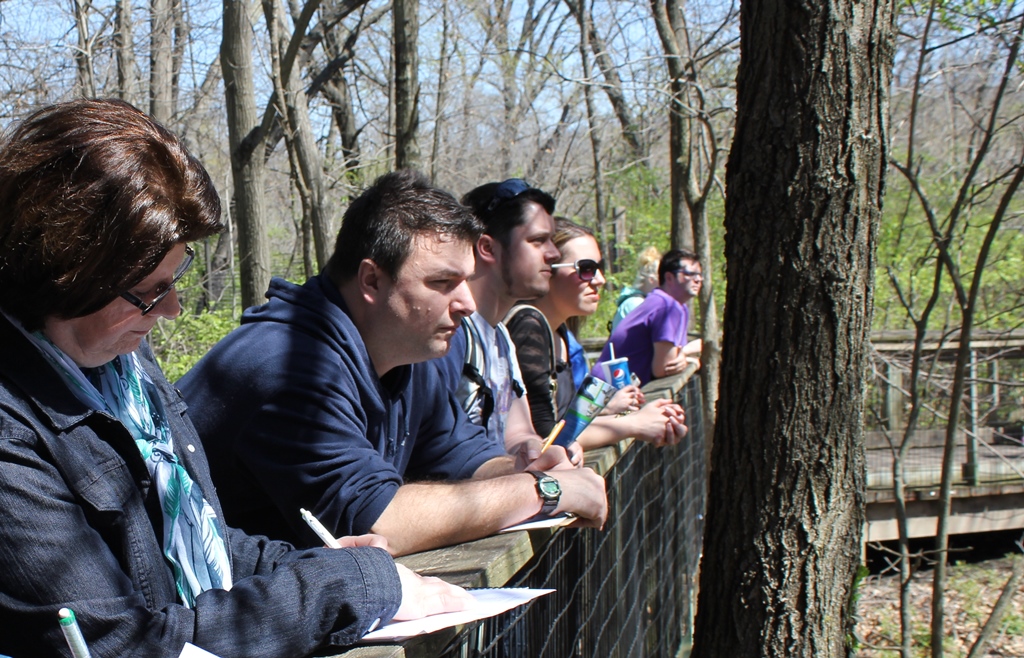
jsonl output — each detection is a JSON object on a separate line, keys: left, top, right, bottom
{"left": 181, "top": 171, "right": 607, "bottom": 558}
{"left": 434, "top": 180, "right": 567, "bottom": 454}
{"left": 593, "top": 249, "right": 704, "bottom": 387}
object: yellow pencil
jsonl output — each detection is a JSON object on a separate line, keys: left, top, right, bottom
{"left": 540, "top": 419, "right": 566, "bottom": 453}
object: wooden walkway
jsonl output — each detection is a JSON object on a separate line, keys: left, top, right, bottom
{"left": 865, "top": 440, "right": 1024, "bottom": 543}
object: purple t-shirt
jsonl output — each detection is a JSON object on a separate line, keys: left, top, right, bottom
{"left": 592, "top": 288, "right": 689, "bottom": 386}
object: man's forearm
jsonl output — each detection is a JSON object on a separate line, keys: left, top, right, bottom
{"left": 473, "top": 455, "right": 519, "bottom": 478}
{"left": 652, "top": 341, "right": 683, "bottom": 378}
{"left": 370, "top": 476, "right": 541, "bottom": 556}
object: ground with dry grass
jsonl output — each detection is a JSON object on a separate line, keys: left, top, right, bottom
{"left": 854, "top": 557, "right": 1024, "bottom": 657}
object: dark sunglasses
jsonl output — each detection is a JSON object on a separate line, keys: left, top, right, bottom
{"left": 485, "top": 178, "right": 532, "bottom": 213}
{"left": 551, "top": 258, "right": 605, "bottom": 281}
{"left": 121, "top": 245, "right": 195, "bottom": 315}
{"left": 674, "top": 267, "right": 703, "bottom": 279}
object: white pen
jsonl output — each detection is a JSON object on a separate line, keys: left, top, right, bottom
{"left": 300, "top": 508, "right": 343, "bottom": 548}
{"left": 58, "top": 608, "right": 92, "bottom": 658}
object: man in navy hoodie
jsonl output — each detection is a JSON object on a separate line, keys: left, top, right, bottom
{"left": 181, "top": 170, "right": 608, "bottom": 557}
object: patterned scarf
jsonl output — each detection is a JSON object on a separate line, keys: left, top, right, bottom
{"left": 19, "top": 325, "right": 233, "bottom": 608}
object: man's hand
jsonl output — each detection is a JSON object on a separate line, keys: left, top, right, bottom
{"left": 661, "top": 352, "right": 689, "bottom": 377}
{"left": 551, "top": 467, "right": 608, "bottom": 529}
{"left": 393, "top": 564, "right": 476, "bottom": 621}
{"left": 522, "top": 443, "right": 576, "bottom": 472}
{"left": 510, "top": 437, "right": 543, "bottom": 470}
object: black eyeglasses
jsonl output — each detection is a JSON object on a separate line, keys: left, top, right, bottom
{"left": 485, "top": 178, "right": 532, "bottom": 213}
{"left": 551, "top": 258, "right": 605, "bottom": 281}
{"left": 121, "top": 245, "right": 195, "bottom": 315}
{"left": 674, "top": 268, "right": 703, "bottom": 279}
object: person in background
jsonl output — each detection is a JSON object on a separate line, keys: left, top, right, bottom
{"left": 609, "top": 245, "right": 661, "bottom": 332}
{"left": 506, "top": 219, "right": 688, "bottom": 450}
{"left": 593, "top": 249, "right": 703, "bottom": 386}
{"left": 0, "top": 99, "right": 470, "bottom": 658}
{"left": 181, "top": 170, "right": 607, "bottom": 559}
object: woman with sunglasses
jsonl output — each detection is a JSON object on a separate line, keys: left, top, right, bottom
{"left": 506, "top": 219, "right": 688, "bottom": 450}
{"left": 0, "top": 99, "right": 470, "bottom": 658}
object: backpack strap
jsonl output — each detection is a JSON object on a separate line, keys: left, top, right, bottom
{"left": 460, "top": 316, "right": 495, "bottom": 426}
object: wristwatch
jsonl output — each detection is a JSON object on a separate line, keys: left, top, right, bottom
{"left": 529, "top": 471, "right": 561, "bottom": 516}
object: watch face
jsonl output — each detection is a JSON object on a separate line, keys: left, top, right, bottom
{"left": 539, "top": 477, "right": 561, "bottom": 497}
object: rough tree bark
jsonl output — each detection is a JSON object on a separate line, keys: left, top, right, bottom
{"left": 150, "top": 0, "right": 174, "bottom": 124}
{"left": 72, "top": 0, "right": 96, "bottom": 97}
{"left": 222, "top": 0, "right": 271, "bottom": 309}
{"left": 649, "top": 0, "right": 694, "bottom": 250}
{"left": 393, "top": 0, "right": 420, "bottom": 169}
{"left": 114, "top": 0, "right": 136, "bottom": 101}
{"left": 429, "top": 0, "right": 451, "bottom": 183}
{"left": 690, "top": 0, "right": 895, "bottom": 654}
{"left": 576, "top": 0, "right": 606, "bottom": 247}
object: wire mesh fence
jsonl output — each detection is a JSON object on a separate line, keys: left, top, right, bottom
{"left": 431, "top": 375, "right": 706, "bottom": 658}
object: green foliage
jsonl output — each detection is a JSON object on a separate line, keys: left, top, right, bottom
{"left": 150, "top": 307, "right": 239, "bottom": 383}
{"left": 873, "top": 173, "right": 1024, "bottom": 333}
{"left": 846, "top": 564, "right": 871, "bottom": 651}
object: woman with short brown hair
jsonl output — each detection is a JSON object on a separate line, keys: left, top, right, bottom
{"left": 0, "top": 99, "right": 468, "bottom": 658}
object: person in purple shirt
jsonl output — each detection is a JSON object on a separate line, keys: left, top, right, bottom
{"left": 593, "top": 249, "right": 704, "bottom": 386}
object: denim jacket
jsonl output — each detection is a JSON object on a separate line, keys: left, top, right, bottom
{"left": 0, "top": 315, "right": 401, "bottom": 658}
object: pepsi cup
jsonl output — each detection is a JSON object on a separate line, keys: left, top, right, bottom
{"left": 600, "top": 357, "right": 632, "bottom": 390}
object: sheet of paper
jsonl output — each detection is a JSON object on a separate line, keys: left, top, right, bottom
{"left": 360, "top": 588, "right": 554, "bottom": 642}
{"left": 499, "top": 513, "right": 574, "bottom": 533}
{"left": 178, "top": 643, "right": 221, "bottom": 658}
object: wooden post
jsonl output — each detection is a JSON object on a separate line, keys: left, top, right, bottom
{"left": 964, "top": 349, "right": 979, "bottom": 485}
{"left": 612, "top": 206, "right": 627, "bottom": 274}
{"left": 885, "top": 361, "right": 903, "bottom": 432}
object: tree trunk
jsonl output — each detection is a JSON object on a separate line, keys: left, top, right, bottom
{"left": 114, "top": 0, "right": 136, "bottom": 101}
{"left": 316, "top": 7, "right": 389, "bottom": 182}
{"left": 321, "top": 73, "right": 361, "bottom": 174}
{"left": 204, "top": 221, "right": 234, "bottom": 312}
{"left": 393, "top": 0, "right": 420, "bottom": 169}
{"left": 150, "top": 0, "right": 174, "bottom": 124}
{"left": 563, "top": 0, "right": 647, "bottom": 166}
{"left": 691, "top": 196, "right": 720, "bottom": 464}
{"left": 171, "top": 0, "right": 186, "bottom": 116}
{"left": 222, "top": 0, "right": 271, "bottom": 309}
{"left": 265, "top": 0, "right": 335, "bottom": 271}
{"left": 576, "top": 0, "right": 605, "bottom": 244}
{"left": 691, "top": 0, "right": 894, "bottom": 653}
{"left": 72, "top": 0, "right": 96, "bottom": 97}
{"left": 650, "top": 0, "right": 693, "bottom": 249}
{"left": 430, "top": 0, "right": 450, "bottom": 183}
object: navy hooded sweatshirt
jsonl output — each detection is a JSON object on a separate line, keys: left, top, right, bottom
{"left": 179, "top": 274, "right": 505, "bottom": 546}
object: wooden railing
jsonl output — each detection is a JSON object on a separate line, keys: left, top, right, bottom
{"left": 327, "top": 364, "right": 705, "bottom": 658}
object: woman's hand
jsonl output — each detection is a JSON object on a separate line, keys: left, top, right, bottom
{"left": 627, "top": 399, "right": 688, "bottom": 447}
{"left": 393, "top": 564, "right": 476, "bottom": 621}
{"left": 601, "top": 385, "right": 645, "bottom": 415}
